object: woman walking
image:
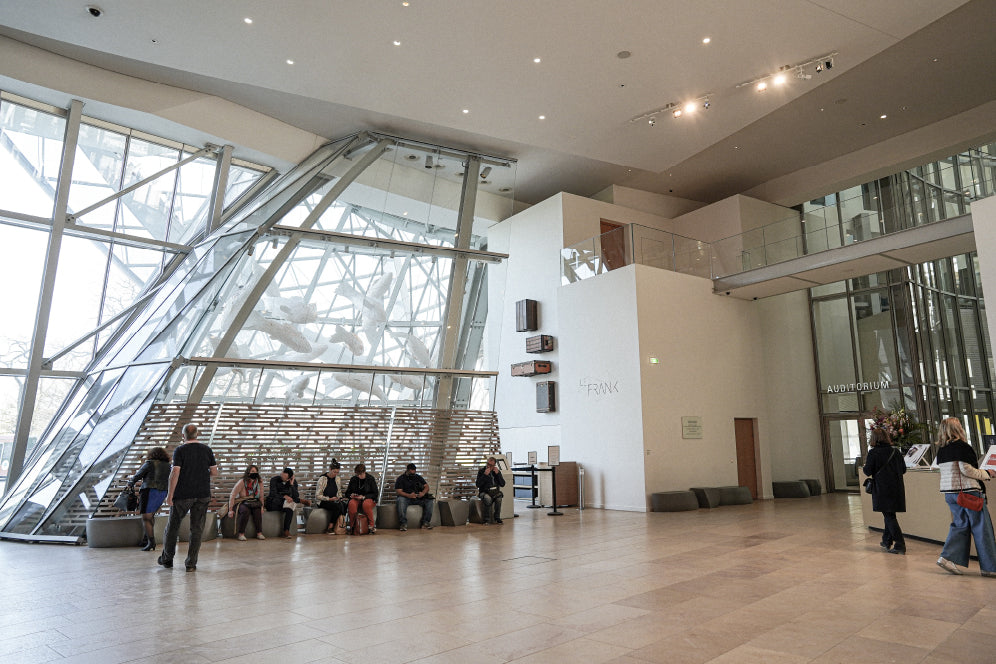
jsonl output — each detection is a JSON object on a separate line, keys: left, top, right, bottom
{"left": 935, "top": 417, "right": 996, "bottom": 576}
{"left": 127, "top": 447, "right": 171, "bottom": 551}
{"left": 863, "top": 428, "right": 907, "bottom": 554}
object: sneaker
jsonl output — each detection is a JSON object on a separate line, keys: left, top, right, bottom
{"left": 237, "top": 534, "right": 247, "bottom": 541}
{"left": 982, "top": 571, "right": 996, "bottom": 577}
{"left": 185, "top": 564, "right": 196, "bottom": 572}
{"left": 282, "top": 530, "right": 292, "bottom": 539}
{"left": 937, "top": 557, "right": 963, "bottom": 575}
{"left": 157, "top": 554, "right": 172, "bottom": 569}
{"left": 495, "top": 518, "right": 503, "bottom": 524}
{"left": 421, "top": 523, "right": 433, "bottom": 530}
{"left": 370, "top": 527, "right": 376, "bottom": 535}
{"left": 255, "top": 533, "right": 266, "bottom": 540}
{"left": 886, "top": 549, "right": 906, "bottom": 555}
{"left": 400, "top": 525, "right": 407, "bottom": 532}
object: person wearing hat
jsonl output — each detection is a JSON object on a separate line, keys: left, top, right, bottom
{"left": 315, "top": 459, "right": 344, "bottom": 533}
{"left": 266, "top": 467, "right": 304, "bottom": 538}
{"left": 395, "top": 463, "right": 434, "bottom": 531}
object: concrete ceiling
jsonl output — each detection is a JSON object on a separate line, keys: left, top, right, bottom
{"left": 0, "top": 0, "right": 993, "bottom": 206}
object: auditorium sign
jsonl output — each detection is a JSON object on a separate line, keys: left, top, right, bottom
{"left": 825, "top": 380, "right": 890, "bottom": 394}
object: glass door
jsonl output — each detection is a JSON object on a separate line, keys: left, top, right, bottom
{"left": 825, "top": 415, "right": 873, "bottom": 492}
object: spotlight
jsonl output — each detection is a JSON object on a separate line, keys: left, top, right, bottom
{"left": 683, "top": 102, "right": 697, "bottom": 114}
{"left": 815, "top": 62, "right": 823, "bottom": 73}
{"left": 271, "top": 238, "right": 278, "bottom": 249}
{"left": 247, "top": 244, "right": 255, "bottom": 256}
{"left": 425, "top": 155, "right": 434, "bottom": 169}
{"left": 672, "top": 108, "right": 682, "bottom": 118}
{"left": 703, "top": 100, "right": 711, "bottom": 109}
{"left": 756, "top": 81, "right": 767, "bottom": 92}
{"left": 480, "top": 166, "right": 492, "bottom": 179}
{"left": 824, "top": 59, "right": 833, "bottom": 70}
{"left": 773, "top": 74, "right": 786, "bottom": 85}
{"left": 648, "top": 117, "right": 656, "bottom": 126}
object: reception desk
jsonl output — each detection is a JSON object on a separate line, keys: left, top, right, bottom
{"left": 860, "top": 468, "right": 996, "bottom": 552}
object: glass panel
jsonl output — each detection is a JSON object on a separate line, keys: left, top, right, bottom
{"left": 823, "top": 392, "right": 860, "bottom": 413}
{"left": 474, "top": 158, "right": 516, "bottom": 239}
{"left": 813, "top": 297, "right": 856, "bottom": 388}
{"left": 0, "top": 99, "right": 66, "bottom": 218}
{"left": 168, "top": 154, "right": 216, "bottom": 244}
{"left": 224, "top": 165, "right": 266, "bottom": 209}
{"left": 827, "top": 419, "right": 862, "bottom": 491}
{"left": 28, "top": 378, "right": 76, "bottom": 454}
{"left": 0, "top": 222, "right": 48, "bottom": 369}
{"left": 941, "top": 294, "right": 967, "bottom": 386}
{"left": 43, "top": 235, "right": 110, "bottom": 370}
{"left": 115, "top": 137, "right": 179, "bottom": 240}
{"left": 811, "top": 282, "right": 846, "bottom": 298}
{"left": 851, "top": 288, "right": 896, "bottom": 384}
{"left": 960, "top": 300, "right": 986, "bottom": 389}
{"left": 69, "top": 122, "right": 127, "bottom": 230}
{"left": 0, "top": 376, "right": 23, "bottom": 496}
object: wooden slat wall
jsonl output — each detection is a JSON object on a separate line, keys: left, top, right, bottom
{"left": 91, "top": 404, "right": 499, "bottom": 521}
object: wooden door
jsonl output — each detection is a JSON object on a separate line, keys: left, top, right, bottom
{"left": 599, "top": 219, "right": 626, "bottom": 271}
{"left": 735, "top": 418, "right": 759, "bottom": 499}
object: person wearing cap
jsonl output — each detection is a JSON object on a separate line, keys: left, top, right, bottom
{"left": 315, "top": 459, "right": 344, "bottom": 533}
{"left": 395, "top": 463, "right": 434, "bottom": 531}
{"left": 266, "top": 467, "right": 304, "bottom": 538}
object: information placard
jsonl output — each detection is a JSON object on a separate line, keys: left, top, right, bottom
{"left": 903, "top": 443, "right": 931, "bottom": 467}
{"left": 681, "top": 416, "right": 703, "bottom": 439}
{"left": 981, "top": 445, "right": 996, "bottom": 471}
{"left": 527, "top": 451, "right": 538, "bottom": 465}
{"left": 548, "top": 445, "right": 561, "bottom": 466}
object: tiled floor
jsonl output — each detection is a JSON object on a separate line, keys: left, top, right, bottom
{"left": 3, "top": 494, "right": 996, "bottom": 663}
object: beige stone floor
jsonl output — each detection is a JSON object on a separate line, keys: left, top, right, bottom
{"left": 2, "top": 494, "right": 995, "bottom": 663}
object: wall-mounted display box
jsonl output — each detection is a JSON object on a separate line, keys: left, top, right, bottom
{"left": 536, "top": 381, "right": 556, "bottom": 412}
{"left": 511, "top": 360, "right": 552, "bottom": 377}
{"left": 515, "top": 299, "right": 538, "bottom": 332}
{"left": 525, "top": 334, "right": 554, "bottom": 353}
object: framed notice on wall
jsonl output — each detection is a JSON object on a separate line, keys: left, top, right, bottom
{"left": 681, "top": 416, "right": 703, "bottom": 439}
{"left": 903, "top": 443, "right": 931, "bottom": 467}
{"left": 527, "top": 451, "right": 538, "bottom": 465}
{"left": 548, "top": 445, "right": 561, "bottom": 466}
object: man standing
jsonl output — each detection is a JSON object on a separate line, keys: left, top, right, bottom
{"left": 158, "top": 423, "right": 217, "bottom": 572}
{"left": 475, "top": 456, "right": 506, "bottom": 525}
{"left": 266, "top": 467, "right": 305, "bottom": 538}
{"left": 315, "top": 459, "right": 344, "bottom": 533}
{"left": 395, "top": 463, "right": 434, "bottom": 531}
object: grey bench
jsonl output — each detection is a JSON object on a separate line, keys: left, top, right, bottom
{"left": 689, "top": 487, "right": 721, "bottom": 508}
{"left": 800, "top": 479, "right": 822, "bottom": 496}
{"left": 438, "top": 499, "right": 470, "bottom": 526}
{"left": 86, "top": 516, "right": 145, "bottom": 548}
{"left": 650, "top": 491, "right": 699, "bottom": 512}
{"left": 772, "top": 481, "right": 811, "bottom": 498}
{"left": 717, "top": 486, "right": 753, "bottom": 505}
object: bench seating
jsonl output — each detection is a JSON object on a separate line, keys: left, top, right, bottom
{"left": 650, "top": 491, "right": 699, "bottom": 512}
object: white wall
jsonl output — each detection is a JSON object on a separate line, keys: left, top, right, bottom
{"left": 634, "top": 265, "right": 772, "bottom": 501}
{"left": 487, "top": 195, "right": 565, "bottom": 464}
{"left": 558, "top": 267, "right": 646, "bottom": 511}
{"left": 561, "top": 193, "right": 674, "bottom": 247}
{"left": 592, "top": 185, "right": 705, "bottom": 219}
{"left": 973, "top": 197, "right": 996, "bottom": 352}
{"left": 757, "top": 291, "right": 824, "bottom": 484}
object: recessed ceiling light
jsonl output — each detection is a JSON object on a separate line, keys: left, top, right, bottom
{"left": 533, "top": 57, "right": 541, "bottom": 63}
{"left": 403, "top": 211, "right": 408, "bottom": 215}
{"left": 880, "top": 114, "right": 887, "bottom": 119}
{"left": 538, "top": 115, "right": 546, "bottom": 120}
{"left": 286, "top": 59, "right": 294, "bottom": 65}
{"left": 702, "top": 37, "right": 711, "bottom": 44}
{"left": 773, "top": 74, "right": 786, "bottom": 85}
{"left": 244, "top": 17, "right": 253, "bottom": 24}
{"left": 462, "top": 109, "right": 469, "bottom": 114}
{"left": 617, "top": 51, "right": 631, "bottom": 59}
{"left": 150, "top": 38, "right": 158, "bottom": 44}
{"left": 402, "top": 1, "right": 410, "bottom": 5}
{"left": 499, "top": 187, "right": 512, "bottom": 193}
{"left": 393, "top": 40, "right": 401, "bottom": 46}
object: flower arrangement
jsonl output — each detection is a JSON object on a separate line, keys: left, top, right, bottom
{"left": 868, "top": 404, "right": 923, "bottom": 451}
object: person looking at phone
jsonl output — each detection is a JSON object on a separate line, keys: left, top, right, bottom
{"left": 475, "top": 456, "right": 506, "bottom": 525}
{"left": 395, "top": 463, "right": 434, "bottom": 531}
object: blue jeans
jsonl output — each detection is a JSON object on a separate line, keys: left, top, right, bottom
{"left": 940, "top": 492, "right": 996, "bottom": 572}
{"left": 397, "top": 496, "right": 434, "bottom": 526}
{"left": 161, "top": 497, "right": 210, "bottom": 568}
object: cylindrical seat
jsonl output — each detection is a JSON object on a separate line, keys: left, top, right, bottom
{"left": 650, "top": 491, "right": 699, "bottom": 512}
{"left": 800, "top": 479, "right": 822, "bottom": 496}
{"left": 689, "top": 487, "right": 721, "bottom": 508}
{"left": 86, "top": 516, "right": 144, "bottom": 548}
{"left": 772, "top": 481, "right": 811, "bottom": 498}
{"left": 717, "top": 486, "right": 753, "bottom": 505}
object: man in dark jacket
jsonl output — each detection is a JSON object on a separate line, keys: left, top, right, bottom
{"left": 266, "top": 467, "right": 305, "bottom": 538}
{"left": 159, "top": 423, "right": 218, "bottom": 572}
{"left": 395, "top": 463, "right": 434, "bottom": 531}
{"left": 475, "top": 456, "right": 506, "bottom": 524}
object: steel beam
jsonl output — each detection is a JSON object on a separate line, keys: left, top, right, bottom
{"left": 208, "top": 145, "right": 233, "bottom": 233}
{"left": 9, "top": 99, "right": 84, "bottom": 487}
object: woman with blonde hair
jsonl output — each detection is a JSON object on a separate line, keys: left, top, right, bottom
{"left": 935, "top": 417, "right": 996, "bottom": 575}
{"left": 862, "top": 428, "right": 906, "bottom": 554}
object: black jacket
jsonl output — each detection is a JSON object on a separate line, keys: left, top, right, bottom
{"left": 267, "top": 476, "right": 300, "bottom": 507}
{"left": 129, "top": 459, "right": 170, "bottom": 491}
{"left": 345, "top": 474, "right": 378, "bottom": 502}
{"left": 863, "top": 445, "right": 906, "bottom": 513}
{"left": 476, "top": 467, "right": 506, "bottom": 492}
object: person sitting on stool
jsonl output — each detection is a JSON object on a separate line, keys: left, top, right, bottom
{"left": 395, "top": 463, "right": 434, "bottom": 531}
{"left": 476, "top": 456, "right": 506, "bottom": 524}
{"left": 315, "top": 459, "right": 344, "bottom": 533}
{"left": 345, "top": 464, "right": 378, "bottom": 534}
{"left": 266, "top": 467, "right": 307, "bottom": 538}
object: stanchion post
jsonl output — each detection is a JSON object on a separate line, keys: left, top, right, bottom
{"left": 548, "top": 466, "right": 563, "bottom": 516}
{"left": 527, "top": 464, "right": 541, "bottom": 509}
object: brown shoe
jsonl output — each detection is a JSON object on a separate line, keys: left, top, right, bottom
{"left": 282, "top": 530, "right": 292, "bottom": 538}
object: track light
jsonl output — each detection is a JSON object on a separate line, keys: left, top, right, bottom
{"left": 480, "top": 166, "right": 492, "bottom": 179}
{"left": 247, "top": 244, "right": 255, "bottom": 256}
{"left": 648, "top": 117, "right": 656, "bottom": 126}
{"left": 823, "top": 58, "right": 833, "bottom": 70}
{"left": 756, "top": 81, "right": 767, "bottom": 92}
{"left": 425, "top": 155, "right": 433, "bottom": 169}
{"left": 672, "top": 108, "right": 682, "bottom": 118}
{"left": 815, "top": 62, "right": 822, "bottom": 73}
{"left": 702, "top": 100, "right": 711, "bottom": 109}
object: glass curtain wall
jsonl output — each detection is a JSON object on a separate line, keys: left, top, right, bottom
{"left": 812, "top": 254, "right": 994, "bottom": 490}
{"left": 0, "top": 91, "right": 270, "bottom": 495}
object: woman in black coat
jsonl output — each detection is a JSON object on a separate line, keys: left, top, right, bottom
{"left": 862, "top": 428, "right": 907, "bottom": 554}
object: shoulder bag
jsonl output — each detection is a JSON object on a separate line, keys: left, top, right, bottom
{"left": 957, "top": 491, "right": 984, "bottom": 511}
{"left": 864, "top": 448, "right": 897, "bottom": 494}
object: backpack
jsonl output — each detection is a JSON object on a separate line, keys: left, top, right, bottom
{"left": 353, "top": 512, "right": 369, "bottom": 535}
{"left": 333, "top": 514, "right": 348, "bottom": 535}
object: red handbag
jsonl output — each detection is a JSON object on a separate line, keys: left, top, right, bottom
{"left": 957, "top": 491, "right": 984, "bottom": 511}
